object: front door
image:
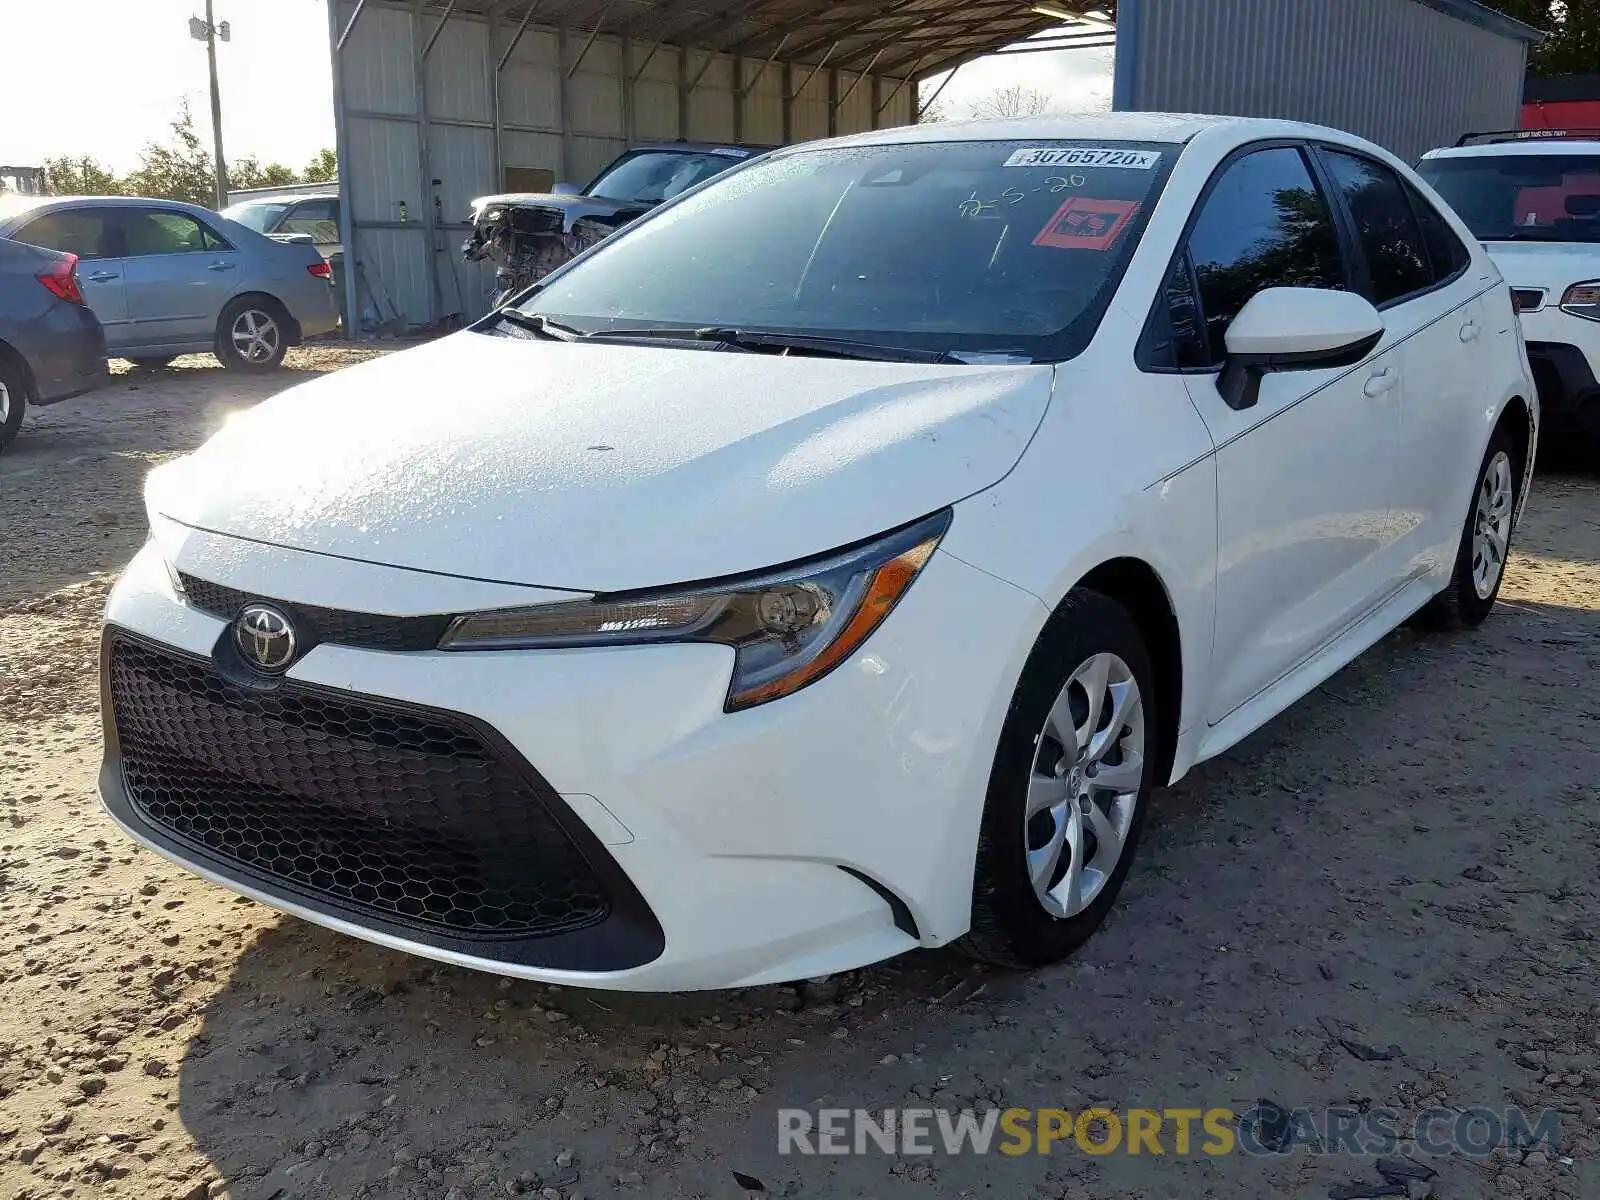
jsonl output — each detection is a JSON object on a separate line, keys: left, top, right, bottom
{"left": 13, "top": 206, "right": 131, "bottom": 348}
{"left": 1173, "top": 145, "right": 1403, "bottom": 723}
{"left": 117, "top": 208, "right": 242, "bottom": 349}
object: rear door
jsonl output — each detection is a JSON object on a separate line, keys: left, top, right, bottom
{"left": 11, "top": 206, "right": 131, "bottom": 347}
{"left": 1313, "top": 147, "right": 1494, "bottom": 576}
{"left": 117, "top": 208, "right": 242, "bottom": 349}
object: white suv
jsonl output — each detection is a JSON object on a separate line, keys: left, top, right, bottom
{"left": 1421, "top": 132, "right": 1600, "bottom": 456}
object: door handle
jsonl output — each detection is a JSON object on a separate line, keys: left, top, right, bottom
{"left": 1459, "top": 320, "right": 1480, "bottom": 343}
{"left": 1363, "top": 369, "right": 1398, "bottom": 398}
{"left": 86, "top": 271, "right": 119, "bottom": 282}
{"left": 207, "top": 261, "right": 237, "bottom": 272}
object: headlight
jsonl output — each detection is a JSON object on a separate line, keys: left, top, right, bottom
{"left": 1559, "top": 281, "right": 1600, "bottom": 323}
{"left": 438, "top": 510, "right": 952, "bottom": 710}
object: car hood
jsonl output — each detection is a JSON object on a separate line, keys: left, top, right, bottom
{"left": 148, "top": 333, "right": 1054, "bottom": 592}
{"left": 1482, "top": 238, "right": 1600, "bottom": 292}
{"left": 469, "top": 192, "right": 646, "bottom": 228}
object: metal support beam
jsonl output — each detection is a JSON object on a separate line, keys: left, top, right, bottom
{"left": 567, "top": 0, "right": 618, "bottom": 78}
{"left": 676, "top": 44, "right": 689, "bottom": 139}
{"left": 557, "top": 25, "right": 573, "bottom": 182}
{"left": 725, "top": 0, "right": 876, "bottom": 56}
{"left": 781, "top": 59, "right": 793, "bottom": 143}
{"left": 328, "top": 0, "right": 361, "bottom": 335}
{"left": 736, "top": 32, "right": 788, "bottom": 97}
{"left": 497, "top": 0, "right": 543, "bottom": 71}
{"left": 685, "top": 45, "right": 722, "bottom": 94}
{"left": 413, "top": 0, "right": 444, "bottom": 324}
{"left": 827, "top": 64, "right": 838, "bottom": 138}
{"left": 335, "top": 0, "right": 373, "bottom": 54}
{"left": 621, "top": 35, "right": 635, "bottom": 142}
{"left": 916, "top": 61, "right": 963, "bottom": 120}
{"left": 875, "top": 59, "right": 925, "bottom": 117}
{"left": 732, "top": 55, "right": 744, "bottom": 143}
{"left": 835, "top": 47, "right": 883, "bottom": 107}
{"left": 420, "top": 0, "right": 458, "bottom": 59}
{"left": 489, "top": 5, "right": 503, "bottom": 189}
{"left": 790, "top": 41, "right": 835, "bottom": 104}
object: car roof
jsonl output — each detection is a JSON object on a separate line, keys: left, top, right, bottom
{"left": 1423, "top": 140, "right": 1600, "bottom": 159}
{"left": 0, "top": 195, "right": 225, "bottom": 218}
{"left": 792, "top": 112, "right": 1384, "bottom": 154}
{"left": 225, "top": 193, "right": 337, "bottom": 205}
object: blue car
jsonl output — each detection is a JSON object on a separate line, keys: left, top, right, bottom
{"left": 0, "top": 235, "right": 106, "bottom": 454}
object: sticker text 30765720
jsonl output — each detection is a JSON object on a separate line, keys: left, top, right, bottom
{"left": 1004, "top": 147, "right": 1163, "bottom": 170}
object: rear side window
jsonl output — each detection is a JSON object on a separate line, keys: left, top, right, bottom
{"left": 1319, "top": 151, "right": 1434, "bottom": 306}
{"left": 1410, "top": 188, "right": 1473, "bottom": 280}
{"left": 1184, "top": 146, "right": 1347, "bottom": 366}
{"left": 281, "top": 200, "right": 339, "bottom": 243}
{"left": 14, "top": 209, "right": 121, "bottom": 259}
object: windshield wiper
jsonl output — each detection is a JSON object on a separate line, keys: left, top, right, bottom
{"left": 585, "top": 325, "right": 967, "bottom": 364}
{"left": 497, "top": 309, "right": 587, "bottom": 340}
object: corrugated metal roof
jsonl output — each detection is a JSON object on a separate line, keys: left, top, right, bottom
{"left": 396, "top": 0, "right": 1116, "bottom": 78}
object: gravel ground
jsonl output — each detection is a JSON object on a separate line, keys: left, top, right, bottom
{"left": 1, "top": 347, "right": 1598, "bottom": 1200}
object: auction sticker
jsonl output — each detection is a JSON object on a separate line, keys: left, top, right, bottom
{"left": 1032, "top": 197, "right": 1142, "bottom": 251}
{"left": 1004, "top": 147, "right": 1161, "bottom": 170}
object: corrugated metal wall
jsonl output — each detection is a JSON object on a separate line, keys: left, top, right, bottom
{"left": 332, "top": 1, "right": 916, "bottom": 329}
{"left": 1124, "top": 0, "right": 1527, "bottom": 162}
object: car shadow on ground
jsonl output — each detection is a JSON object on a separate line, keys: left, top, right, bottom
{"left": 172, "top": 585, "right": 1600, "bottom": 1200}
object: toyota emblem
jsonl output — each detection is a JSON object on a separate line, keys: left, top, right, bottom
{"left": 235, "top": 603, "right": 297, "bottom": 673}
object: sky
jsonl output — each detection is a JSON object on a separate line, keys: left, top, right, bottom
{"left": 0, "top": 1, "right": 1113, "bottom": 173}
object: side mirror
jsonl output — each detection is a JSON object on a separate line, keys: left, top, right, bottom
{"left": 1218, "top": 288, "right": 1384, "bottom": 410}
{"left": 551, "top": 182, "right": 582, "bottom": 196}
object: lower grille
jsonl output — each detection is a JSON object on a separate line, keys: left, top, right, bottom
{"left": 107, "top": 636, "right": 610, "bottom": 938}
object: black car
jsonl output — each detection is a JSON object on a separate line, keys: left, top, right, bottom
{"left": 0, "top": 236, "right": 107, "bottom": 453}
{"left": 462, "top": 142, "right": 771, "bottom": 306}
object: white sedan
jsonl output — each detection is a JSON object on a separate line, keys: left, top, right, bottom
{"left": 100, "top": 114, "right": 1536, "bottom": 990}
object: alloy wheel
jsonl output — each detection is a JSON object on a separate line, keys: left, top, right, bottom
{"left": 231, "top": 309, "right": 281, "bottom": 363}
{"left": 1025, "top": 652, "right": 1145, "bottom": 919}
{"left": 1471, "top": 450, "right": 1513, "bottom": 599}
{"left": 0, "top": 381, "right": 10, "bottom": 425}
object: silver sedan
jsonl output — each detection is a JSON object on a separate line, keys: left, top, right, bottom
{"left": 0, "top": 195, "right": 338, "bottom": 371}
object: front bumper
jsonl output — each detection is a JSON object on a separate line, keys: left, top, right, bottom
{"left": 1515, "top": 306, "right": 1600, "bottom": 443}
{"left": 99, "top": 533, "right": 1045, "bottom": 990}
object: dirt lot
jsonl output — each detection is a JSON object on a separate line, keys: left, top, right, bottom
{"left": 1, "top": 349, "right": 1598, "bottom": 1200}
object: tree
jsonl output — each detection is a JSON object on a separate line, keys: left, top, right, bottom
{"left": 123, "top": 99, "right": 218, "bottom": 207}
{"left": 41, "top": 156, "right": 125, "bottom": 197}
{"left": 1481, "top": 1, "right": 1600, "bottom": 77}
{"left": 302, "top": 148, "right": 338, "bottom": 183}
{"left": 967, "top": 85, "right": 1056, "bottom": 120}
{"left": 230, "top": 157, "right": 301, "bottom": 190}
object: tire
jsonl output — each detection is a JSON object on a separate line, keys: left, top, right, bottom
{"left": 1416, "top": 425, "right": 1520, "bottom": 630}
{"left": 0, "top": 358, "right": 26, "bottom": 455}
{"left": 958, "top": 589, "right": 1158, "bottom": 969}
{"left": 215, "top": 298, "right": 288, "bottom": 372}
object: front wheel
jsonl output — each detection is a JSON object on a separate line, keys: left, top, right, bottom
{"left": 1416, "top": 427, "right": 1519, "bottom": 629}
{"left": 0, "top": 359, "right": 26, "bottom": 454}
{"left": 215, "top": 298, "right": 288, "bottom": 372}
{"left": 958, "top": 590, "right": 1157, "bottom": 969}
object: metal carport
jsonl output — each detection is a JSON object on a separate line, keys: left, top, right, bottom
{"left": 325, "top": 0, "right": 1117, "bottom": 332}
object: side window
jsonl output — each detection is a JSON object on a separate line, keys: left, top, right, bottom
{"left": 280, "top": 200, "right": 339, "bottom": 244}
{"left": 121, "top": 210, "right": 230, "bottom": 257}
{"left": 1408, "top": 185, "right": 1472, "bottom": 281}
{"left": 1186, "top": 147, "right": 1347, "bottom": 366}
{"left": 1319, "top": 151, "right": 1434, "bottom": 305}
{"left": 14, "top": 209, "right": 121, "bottom": 259}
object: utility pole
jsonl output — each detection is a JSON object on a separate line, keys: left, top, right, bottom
{"left": 190, "top": 3, "right": 231, "bottom": 209}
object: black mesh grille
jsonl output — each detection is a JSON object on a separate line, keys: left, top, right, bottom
{"left": 108, "top": 637, "right": 610, "bottom": 938}
{"left": 178, "top": 573, "right": 451, "bottom": 652}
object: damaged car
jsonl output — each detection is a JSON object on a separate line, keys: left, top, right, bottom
{"left": 462, "top": 141, "right": 769, "bottom": 306}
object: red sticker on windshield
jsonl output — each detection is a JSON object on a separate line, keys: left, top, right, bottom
{"left": 1032, "top": 197, "right": 1141, "bottom": 251}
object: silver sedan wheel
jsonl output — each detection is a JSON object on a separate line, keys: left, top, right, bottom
{"left": 1471, "top": 450, "right": 1513, "bottom": 599}
{"left": 0, "top": 380, "right": 10, "bottom": 425}
{"left": 1026, "top": 652, "right": 1145, "bottom": 919}
{"left": 231, "top": 308, "right": 281, "bottom": 363}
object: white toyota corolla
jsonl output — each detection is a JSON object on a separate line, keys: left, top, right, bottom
{"left": 101, "top": 114, "right": 1536, "bottom": 991}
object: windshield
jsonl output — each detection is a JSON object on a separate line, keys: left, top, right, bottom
{"left": 585, "top": 149, "right": 748, "bottom": 204}
{"left": 524, "top": 139, "right": 1177, "bottom": 360}
{"left": 220, "top": 201, "right": 290, "bottom": 232}
{"left": 1419, "top": 154, "right": 1600, "bottom": 242}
